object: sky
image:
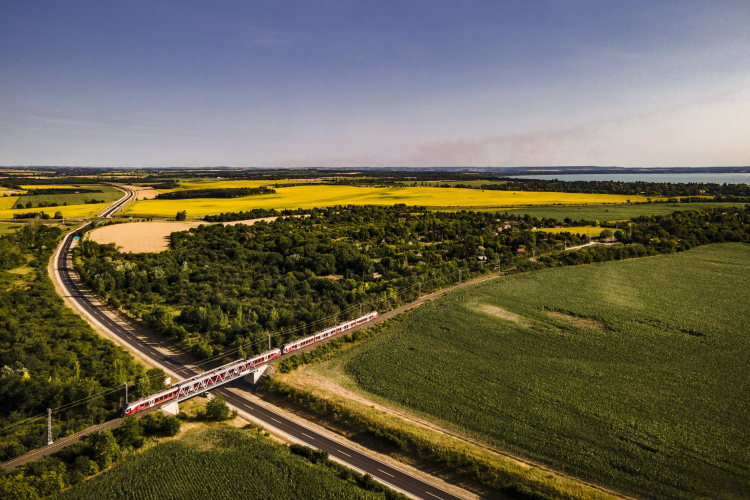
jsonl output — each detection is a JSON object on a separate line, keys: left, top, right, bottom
{"left": 1, "top": 1, "right": 749, "bottom": 169}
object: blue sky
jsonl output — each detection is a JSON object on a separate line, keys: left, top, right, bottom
{"left": 1, "top": 1, "right": 749, "bottom": 168}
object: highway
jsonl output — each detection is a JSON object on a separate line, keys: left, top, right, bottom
{"left": 53, "top": 187, "right": 464, "bottom": 500}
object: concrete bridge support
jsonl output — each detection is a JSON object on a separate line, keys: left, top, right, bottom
{"left": 244, "top": 365, "right": 275, "bottom": 385}
{"left": 161, "top": 401, "right": 179, "bottom": 416}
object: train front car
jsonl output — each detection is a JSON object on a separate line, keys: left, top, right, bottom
{"left": 122, "top": 386, "right": 180, "bottom": 416}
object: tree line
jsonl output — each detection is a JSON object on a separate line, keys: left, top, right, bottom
{"left": 154, "top": 186, "right": 275, "bottom": 200}
{"left": 439, "top": 178, "right": 750, "bottom": 198}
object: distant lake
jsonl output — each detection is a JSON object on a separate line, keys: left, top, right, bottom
{"left": 510, "top": 173, "right": 750, "bottom": 184}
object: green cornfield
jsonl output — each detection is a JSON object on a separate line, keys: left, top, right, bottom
{"left": 57, "top": 427, "right": 385, "bottom": 500}
{"left": 340, "top": 243, "right": 750, "bottom": 499}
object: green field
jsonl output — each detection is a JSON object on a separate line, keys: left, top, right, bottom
{"left": 0, "top": 223, "right": 22, "bottom": 235}
{"left": 15, "top": 186, "right": 123, "bottom": 209}
{"left": 57, "top": 427, "right": 387, "bottom": 500}
{"left": 316, "top": 244, "right": 750, "bottom": 499}
{"left": 497, "top": 201, "right": 745, "bottom": 221}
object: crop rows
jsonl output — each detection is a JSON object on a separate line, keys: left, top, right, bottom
{"left": 341, "top": 243, "right": 750, "bottom": 499}
{"left": 57, "top": 427, "right": 384, "bottom": 500}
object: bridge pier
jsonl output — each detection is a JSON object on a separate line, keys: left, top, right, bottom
{"left": 161, "top": 401, "right": 179, "bottom": 416}
{"left": 244, "top": 367, "right": 264, "bottom": 385}
{"left": 244, "top": 365, "right": 275, "bottom": 385}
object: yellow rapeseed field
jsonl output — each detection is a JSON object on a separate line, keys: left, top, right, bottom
{"left": 156, "top": 178, "right": 322, "bottom": 193}
{"left": 0, "top": 195, "right": 21, "bottom": 210}
{"left": 122, "top": 185, "right": 666, "bottom": 217}
{"left": 533, "top": 226, "right": 610, "bottom": 236}
{"left": 0, "top": 202, "right": 111, "bottom": 220}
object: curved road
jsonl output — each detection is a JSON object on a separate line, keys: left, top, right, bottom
{"left": 55, "top": 187, "right": 464, "bottom": 500}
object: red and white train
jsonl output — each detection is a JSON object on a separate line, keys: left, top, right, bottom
{"left": 281, "top": 310, "right": 378, "bottom": 353}
{"left": 122, "top": 311, "right": 378, "bottom": 416}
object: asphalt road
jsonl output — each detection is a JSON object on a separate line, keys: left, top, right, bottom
{"left": 53, "top": 188, "right": 464, "bottom": 500}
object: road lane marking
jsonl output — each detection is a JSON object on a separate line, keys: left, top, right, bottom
{"left": 301, "top": 433, "right": 314, "bottom": 440}
{"left": 337, "top": 450, "right": 351, "bottom": 457}
{"left": 377, "top": 469, "right": 394, "bottom": 477}
{"left": 271, "top": 418, "right": 282, "bottom": 424}
{"left": 425, "top": 492, "right": 445, "bottom": 500}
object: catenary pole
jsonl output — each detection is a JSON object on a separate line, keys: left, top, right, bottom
{"left": 47, "top": 409, "right": 53, "bottom": 446}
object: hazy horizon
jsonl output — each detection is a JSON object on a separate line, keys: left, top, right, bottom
{"left": 2, "top": 1, "right": 749, "bottom": 168}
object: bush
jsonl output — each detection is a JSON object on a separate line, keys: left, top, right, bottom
{"left": 204, "top": 394, "right": 232, "bottom": 421}
{"left": 88, "top": 430, "right": 120, "bottom": 470}
{"left": 161, "top": 415, "right": 181, "bottom": 436}
{"left": 73, "top": 455, "right": 99, "bottom": 477}
{"left": 367, "top": 426, "right": 406, "bottom": 450}
{"left": 114, "top": 416, "right": 144, "bottom": 449}
{"left": 175, "top": 210, "right": 187, "bottom": 221}
{"left": 140, "top": 413, "right": 180, "bottom": 436}
{"left": 191, "top": 341, "right": 213, "bottom": 360}
{"left": 289, "top": 443, "right": 329, "bottom": 463}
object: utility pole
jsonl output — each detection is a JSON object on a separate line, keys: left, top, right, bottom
{"left": 124, "top": 381, "right": 128, "bottom": 405}
{"left": 47, "top": 409, "right": 53, "bottom": 446}
{"left": 418, "top": 282, "right": 422, "bottom": 297}
{"left": 360, "top": 303, "right": 363, "bottom": 316}
{"left": 268, "top": 334, "right": 272, "bottom": 351}
{"left": 458, "top": 269, "right": 461, "bottom": 285}
{"left": 532, "top": 248, "right": 535, "bottom": 260}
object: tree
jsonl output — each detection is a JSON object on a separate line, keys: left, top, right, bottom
{"left": 73, "top": 455, "right": 99, "bottom": 476}
{"left": 205, "top": 393, "right": 231, "bottom": 421}
{"left": 0, "top": 474, "right": 39, "bottom": 500}
{"left": 176, "top": 210, "right": 187, "bottom": 221}
{"left": 114, "top": 416, "right": 144, "bottom": 448}
{"left": 161, "top": 415, "right": 181, "bottom": 436}
{"left": 32, "top": 471, "right": 65, "bottom": 497}
{"left": 53, "top": 211, "right": 63, "bottom": 219}
{"left": 599, "top": 229, "right": 613, "bottom": 239}
{"left": 191, "top": 341, "right": 213, "bottom": 360}
{"left": 146, "top": 368, "right": 167, "bottom": 390}
{"left": 88, "top": 429, "right": 120, "bottom": 469}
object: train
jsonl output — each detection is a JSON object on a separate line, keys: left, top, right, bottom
{"left": 122, "top": 311, "right": 378, "bottom": 416}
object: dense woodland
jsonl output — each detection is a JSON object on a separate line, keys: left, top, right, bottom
{"left": 75, "top": 205, "right": 749, "bottom": 362}
{"left": 0, "top": 224, "right": 159, "bottom": 464}
{"left": 203, "top": 208, "right": 286, "bottom": 222}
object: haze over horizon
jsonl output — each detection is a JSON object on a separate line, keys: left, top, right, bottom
{"left": 1, "top": 1, "right": 749, "bottom": 169}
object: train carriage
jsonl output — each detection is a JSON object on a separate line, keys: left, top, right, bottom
{"left": 123, "top": 312, "right": 378, "bottom": 416}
